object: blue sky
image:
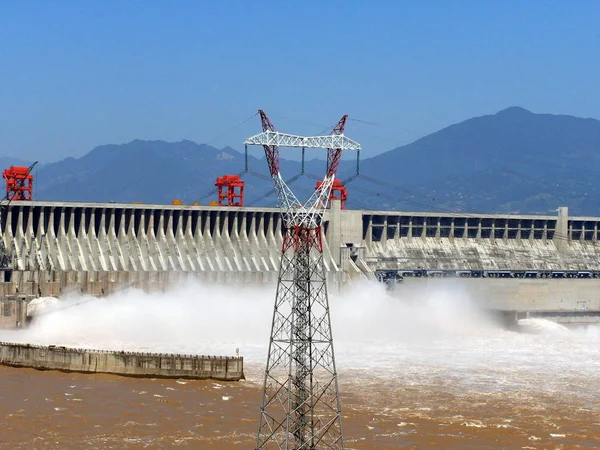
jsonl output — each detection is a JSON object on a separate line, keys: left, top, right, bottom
{"left": 1, "top": 1, "right": 599, "bottom": 162}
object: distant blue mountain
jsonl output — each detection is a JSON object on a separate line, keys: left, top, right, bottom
{"left": 35, "top": 140, "right": 256, "bottom": 204}
{"left": 21, "top": 107, "right": 600, "bottom": 215}
{"left": 0, "top": 157, "right": 33, "bottom": 169}
{"left": 343, "top": 107, "right": 600, "bottom": 214}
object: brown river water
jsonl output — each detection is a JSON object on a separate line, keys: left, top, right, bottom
{"left": 1, "top": 280, "right": 599, "bottom": 448}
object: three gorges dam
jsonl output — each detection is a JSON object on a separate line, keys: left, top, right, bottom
{"left": 2, "top": 199, "right": 600, "bottom": 328}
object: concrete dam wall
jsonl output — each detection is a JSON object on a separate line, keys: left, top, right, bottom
{"left": 2, "top": 201, "right": 334, "bottom": 275}
{"left": 361, "top": 207, "right": 600, "bottom": 271}
{"left": 0, "top": 341, "right": 244, "bottom": 380}
{"left": 4, "top": 201, "right": 600, "bottom": 284}
{"left": 2, "top": 201, "right": 600, "bottom": 322}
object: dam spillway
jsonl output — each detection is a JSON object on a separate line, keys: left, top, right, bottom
{"left": 1, "top": 200, "right": 600, "bottom": 326}
{"left": 3, "top": 201, "right": 600, "bottom": 275}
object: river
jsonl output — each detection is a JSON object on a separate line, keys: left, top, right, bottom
{"left": 1, "top": 280, "right": 599, "bottom": 448}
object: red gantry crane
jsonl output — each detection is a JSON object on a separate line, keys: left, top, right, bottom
{"left": 0, "top": 161, "right": 38, "bottom": 268}
{"left": 3, "top": 162, "right": 38, "bottom": 201}
{"left": 315, "top": 179, "right": 348, "bottom": 209}
{"left": 215, "top": 175, "right": 245, "bottom": 206}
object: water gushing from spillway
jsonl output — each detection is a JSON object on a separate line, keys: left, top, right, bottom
{"left": 1, "top": 279, "right": 599, "bottom": 398}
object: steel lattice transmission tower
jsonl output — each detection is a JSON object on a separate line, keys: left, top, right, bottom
{"left": 245, "top": 111, "right": 361, "bottom": 449}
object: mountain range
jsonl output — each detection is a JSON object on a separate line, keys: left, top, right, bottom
{"left": 4, "top": 107, "right": 600, "bottom": 215}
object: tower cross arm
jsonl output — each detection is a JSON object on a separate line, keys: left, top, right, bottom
{"left": 245, "top": 131, "right": 361, "bottom": 151}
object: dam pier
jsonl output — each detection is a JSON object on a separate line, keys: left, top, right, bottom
{"left": 0, "top": 341, "right": 244, "bottom": 381}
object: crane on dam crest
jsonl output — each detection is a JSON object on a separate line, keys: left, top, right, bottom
{"left": 245, "top": 110, "right": 361, "bottom": 449}
{"left": 0, "top": 161, "right": 38, "bottom": 269}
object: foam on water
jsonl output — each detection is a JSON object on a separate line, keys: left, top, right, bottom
{"left": 1, "top": 278, "right": 599, "bottom": 397}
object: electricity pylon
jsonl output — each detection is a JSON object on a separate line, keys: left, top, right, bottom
{"left": 245, "top": 111, "right": 361, "bottom": 449}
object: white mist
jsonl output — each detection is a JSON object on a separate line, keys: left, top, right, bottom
{"left": 0, "top": 278, "right": 597, "bottom": 394}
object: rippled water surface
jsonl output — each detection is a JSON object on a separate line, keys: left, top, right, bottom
{"left": 1, "top": 280, "right": 599, "bottom": 448}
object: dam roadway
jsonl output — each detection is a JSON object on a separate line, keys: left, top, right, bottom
{"left": 1, "top": 199, "right": 600, "bottom": 324}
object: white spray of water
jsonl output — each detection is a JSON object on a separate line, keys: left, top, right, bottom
{"left": 333, "top": 279, "right": 497, "bottom": 344}
{"left": 517, "top": 318, "right": 569, "bottom": 334}
{"left": 11, "top": 281, "right": 274, "bottom": 357}
{"left": 7, "top": 279, "right": 495, "bottom": 353}
{"left": 26, "top": 296, "right": 61, "bottom": 317}
{"left": 1, "top": 278, "right": 598, "bottom": 395}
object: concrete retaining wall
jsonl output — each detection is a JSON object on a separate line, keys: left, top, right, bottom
{"left": 395, "top": 277, "right": 600, "bottom": 312}
{"left": 0, "top": 296, "right": 30, "bottom": 328}
{"left": 0, "top": 342, "right": 244, "bottom": 381}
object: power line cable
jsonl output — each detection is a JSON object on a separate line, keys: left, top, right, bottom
{"left": 281, "top": 169, "right": 577, "bottom": 246}
{"left": 246, "top": 172, "right": 316, "bottom": 207}
{"left": 307, "top": 161, "right": 576, "bottom": 244}
{"left": 348, "top": 117, "right": 379, "bottom": 126}
{"left": 201, "top": 112, "right": 579, "bottom": 244}
{"left": 354, "top": 172, "right": 577, "bottom": 241}
{"left": 356, "top": 174, "right": 445, "bottom": 207}
{"left": 205, "top": 112, "right": 258, "bottom": 146}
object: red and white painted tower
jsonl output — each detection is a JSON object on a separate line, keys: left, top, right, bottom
{"left": 245, "top": 111, "right": 360, "bottom": 449}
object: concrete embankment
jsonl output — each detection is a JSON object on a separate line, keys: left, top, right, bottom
{"left": 0, "top": 342, "right": 244, "bottom": 381}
